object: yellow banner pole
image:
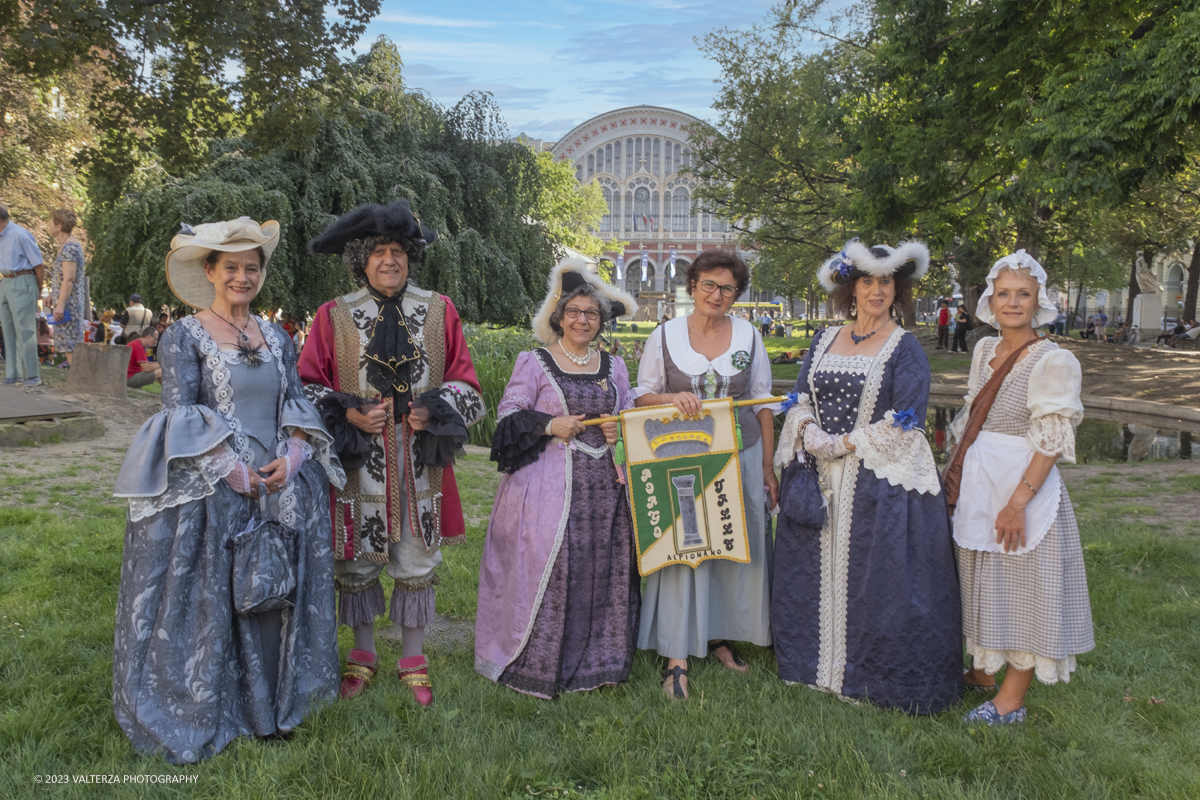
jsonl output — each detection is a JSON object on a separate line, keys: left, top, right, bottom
{"left": 580, "top": 395, "right": 787, "bottom": 427}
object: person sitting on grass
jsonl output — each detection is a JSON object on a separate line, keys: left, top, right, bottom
{"left": 125, "top": 326, "right": 163, "bottom": 388}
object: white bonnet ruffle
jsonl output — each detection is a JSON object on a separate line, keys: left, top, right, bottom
{"left": 818, "top": 239, "right": 930, "bottom": 292}
{"left": 531, "top": 258, "right": 638, "bottom": 345}
{"left": 975, "top": 249, "right": 1059, "bottom": 329}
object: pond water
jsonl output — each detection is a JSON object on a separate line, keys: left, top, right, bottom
{"left": 925, "top": 407, "right": 1195, "bottom": 464}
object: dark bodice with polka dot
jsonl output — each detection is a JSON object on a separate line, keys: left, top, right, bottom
{"left": 812, "top": 354, "right": 873, "bottom": 436}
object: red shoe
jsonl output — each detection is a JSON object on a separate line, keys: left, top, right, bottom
{"left": 398, "top": 655, "right": 433, "bottom": 706}
{"left": 340, "top": 649, "right": 377, "bottom": 699}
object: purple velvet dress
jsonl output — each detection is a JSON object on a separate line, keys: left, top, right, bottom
{"left": 475, "top": 349, "right": 640, "bottom": 698}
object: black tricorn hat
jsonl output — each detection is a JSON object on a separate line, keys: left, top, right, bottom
{"left": 308, "top": 199, "right": 437, "bottom": 255}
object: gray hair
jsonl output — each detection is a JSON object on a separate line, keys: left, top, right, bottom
{"left": 549, "top": 284, "right": 612, "bottom": 340}
{"left": 0, "top": 204, "right": 9, "bottom": 221}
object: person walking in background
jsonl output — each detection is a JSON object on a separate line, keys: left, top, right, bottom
{"left": 952, "top": 303, "right": 971, "bottom": 353}
{"left": 1054, "top": 310, "right": 1066, "bottom": 336}
{"left": 121, "top": 293, "right": 154, "bottom": 339}
{"left": 48, "top": 208, "right": 87, "bottom": 367}
{"left": 0, "top": 203, "right": 46, "bottom": 386}
{"left": 936, "top": 299, "right": 951, "bottom": 349}
{"left": 1095, "top": 309, "right": 1108, "bottom": 343}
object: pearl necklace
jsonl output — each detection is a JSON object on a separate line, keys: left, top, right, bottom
{"left": 559, "top": 341, "right": 593, "bottom": 366}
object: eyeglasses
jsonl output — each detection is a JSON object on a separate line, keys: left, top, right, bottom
{"left": 698, "top": 279, "right": 738, "bottom": 298}
{"left": 564, "top": 308, "right": 600, "bottom": 321}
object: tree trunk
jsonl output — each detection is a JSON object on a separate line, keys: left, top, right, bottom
{"left": 1184, "top": 238, "right": 1200, "bottom": 324}
{"left": 1074, "top": 285, "right": 1086, "bottom": 332}
{"left": 1125, "top": 254, "right": 1141, "bottom": 328}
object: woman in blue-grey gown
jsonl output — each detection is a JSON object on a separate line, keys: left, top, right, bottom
{"left": 112, "top": 218, "right": 345, "bottom": 764}
{"left": 772, "top": 240, "right": 962, "bottom": 714}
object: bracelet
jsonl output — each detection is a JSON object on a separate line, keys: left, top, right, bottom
{"left": 1021, "top": 477, "right": 1039, "bottom": 495}
{"left": 545, "top": 419, "right": 555, "bottom": 437}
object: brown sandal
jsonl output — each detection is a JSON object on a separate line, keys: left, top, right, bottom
{"left": 340, "top": 649, "right": 377, "bottom": 699}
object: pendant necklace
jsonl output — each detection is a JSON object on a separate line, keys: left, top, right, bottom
{"left": 210, "top": 307, "right": 263, "bottom": 365}
{"left": 850, "top": 326, "right": 880, "bottom": 346}
{"left": 210, "top": 307, "right": 253, "bottom": 343}
{"left": 559, "top": 341, "right": 592, "bottom": 367}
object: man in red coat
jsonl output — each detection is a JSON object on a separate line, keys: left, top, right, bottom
{"left": 299, "top": 200, "right": 484, "bottom": 705}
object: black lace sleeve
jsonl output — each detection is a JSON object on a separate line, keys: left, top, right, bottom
{"left": 490, "top": 409, "right": 554, "bottom": 474}
{"left": 411, "top": 389, "right": 469, "bottom": 467}
{"left": 316, "top": 392, "right": 376, "bottom": 470}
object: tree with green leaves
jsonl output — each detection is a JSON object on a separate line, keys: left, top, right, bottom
{"left": 86, "top": 40, "right": 558, "bottom": 325}
{"left": 528, "top": 152, "right": 609, "bottom": 259}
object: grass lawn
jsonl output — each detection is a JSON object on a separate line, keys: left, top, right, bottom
{"left": 2, "top": 447, "right": 1199, "bottom": 798}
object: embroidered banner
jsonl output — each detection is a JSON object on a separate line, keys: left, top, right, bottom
{"left": 622, "top": 398, "right": 750, "bottom": 575}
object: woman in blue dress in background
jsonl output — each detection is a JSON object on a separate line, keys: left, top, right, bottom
{"left": 772, "top": 240, "right": 962, "bottom": 714}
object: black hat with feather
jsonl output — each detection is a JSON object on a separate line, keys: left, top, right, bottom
{"left": 308, "top": 199, "right": 438, "bottom": 285}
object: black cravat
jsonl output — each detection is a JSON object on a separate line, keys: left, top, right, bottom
{"left": 364, "top": 284, "right": 419, "bottom": 408}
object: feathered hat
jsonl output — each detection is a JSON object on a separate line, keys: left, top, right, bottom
{"left": 975, "top": 249, "right": 1059, "bottom": 329}
{"left": 818, "top": 239, "right": 930, "bottom": 292}
{"left": 308, "top": 199, "right": 437, "bottom": 274}
{"left": 165, "top": 217, "right": 280, "bottom": 309}
{"left": 532, "top": 258, "right": 638, "bottom": 345}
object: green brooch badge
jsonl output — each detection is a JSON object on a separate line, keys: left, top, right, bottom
{"left": 731, "top": 350, "right": 752, "bottom": 371}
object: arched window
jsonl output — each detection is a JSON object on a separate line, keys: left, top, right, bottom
{"left": 605, "top": 144, "right": 613, "bottom": 174}
{"left": 634, "top": 187, "right": 650, "bottom": 231}
{"left": 664, "top": 139, "right": 673, "bottom": 176}
{"left": 624, "top": 191, "right": 633, "bottom": 232}
{"left": 626, "top": 138, "right": 634, "bottom": 174}
{"left": 702, "top": 213, "right": 709, "bottom": 233}
{"left": 626, "top": 261, "right": 655, "bottom": 293}
{"left": 682, "top": 147, "right": 691, "bottom": 168}
{"left": 611, "top": 190, "right": 620, "bottom": 232}
{"left": 597, "top": 147, "right": 604, "bottom": 173}
{"left": 575, "top": 164, "right": 583, "bottom": 182}
{"left": 600, "top": 188, "right": 612, "bottom": 231}
{"left": 587, "top": 154, "right": 595, "bottom": 178}
{"left": 674, "top": 143, "right": 683, "bottom": 172}
{"left": 653, "top": 138, "right": 661, "bottom": 176}
{"left": 673, "top": 188, "right": 690, "bottom": 231}
{"left": 614, "top": 140, "right": 622, "bottom": 176}
{"left": 635, "top": 138, "right": 643, "bottom": 172}
{"left": 651, "top": 191, "right": 660, "bottom": 231}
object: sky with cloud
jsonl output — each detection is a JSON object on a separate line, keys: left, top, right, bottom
{"left": 358, "top": 1, "right": 786, "bottom": 143}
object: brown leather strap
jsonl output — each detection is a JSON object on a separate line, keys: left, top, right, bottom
{"left": 943, "top": 335, "right": 1041, "bottom": 511}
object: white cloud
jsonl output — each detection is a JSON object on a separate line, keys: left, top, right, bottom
{"left": 376, "top": 13, "right": 496, "bottom": 28}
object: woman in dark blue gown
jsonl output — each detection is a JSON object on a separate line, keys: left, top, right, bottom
{"left": 772, "top": 240, "right": 962, "bottom": 714}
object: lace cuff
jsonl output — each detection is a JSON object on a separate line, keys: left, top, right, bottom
{"left": 412, "top": 389, "right": 469, "bottom": 467}
{"left": 1027, "top": 413, "right": 1076, "bottom": 463}
{"left": 281, "top": 398, "right": 346, "bottom": 489}
{"left": 773, "top": 394, "right": 817, "bottom": 471}
{"left": 316, "top": 391, "right": 377, "bottom": 470}
{"left": 490, "top": 409, "right": 553, "bottom": 474}
{"left": 127, "top": 444, "right": 237, "bottom": 522}
{"left": 848, "top": 411, "right": 941, "bottom": 495}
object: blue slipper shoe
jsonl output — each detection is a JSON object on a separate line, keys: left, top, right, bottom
{"left": 963, "top": 700, "right": 1026, "bottom": 725}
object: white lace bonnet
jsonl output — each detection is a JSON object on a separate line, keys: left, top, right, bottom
{"left": 975, "top": 249, "right": 1059, "bottom": 329}
{"left": 165, "top": 217, "right": 280, "bottom": 309}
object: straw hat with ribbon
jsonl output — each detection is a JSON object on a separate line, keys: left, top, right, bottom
{"left": 165, "top": 217, "right": 280, "bottom": 309}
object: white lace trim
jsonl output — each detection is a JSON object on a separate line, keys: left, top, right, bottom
{"left": 810, "top": 328, "right": 906, "bottom": 695}
{"left": 848, "top": 410, "right": 941, "bottom": 495}
{"left": 774, "top": 396, "right": 817, "bottom": 471}
{"left": 127, "top": 445, "right": 236, "bottom": 522}
{"left": 1027, "top": 413, "right": 1076, "bottom": 463}
{"left": 182, "top": 316, "right": 254, "bottom": 466}
{"left": 816, "top": 353, "right": 874, "bottom": 375}
{"left": 967, "top": 638, "right": 1076, "bottom": 685}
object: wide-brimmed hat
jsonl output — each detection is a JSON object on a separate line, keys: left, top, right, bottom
{"left": 165, "top": 217, "right": 280, "bottom": 309}
{"left": 818, "top": 239, "right": 930, "bottom": 291}
{"left": 975, "top": 249, "right": 1059, "bottom": 329}
{"left": 532, "top": 258, "right": 638, "bottom": 344}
